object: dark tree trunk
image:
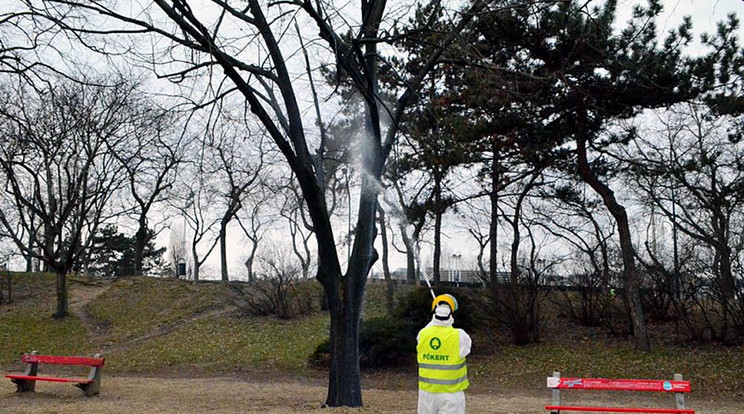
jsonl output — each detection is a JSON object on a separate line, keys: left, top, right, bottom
{"left": 134, "top": 216, "right": 147, "bottom": 276}
{"left": 509, "top": 216, "right": 520, "bottom": 286}
{"left": 508, "top": 172, "right": 539, "bottom": 284}
{"left": 476, "top": 241, "right": 488, "bottom": 283}
{"left": 325, "top": 289, "right": 363, "bottom": 406}
{"left": 321, "top": 11, "right": 383, "bottom": 391}
{"left": 714, "top": 230, "right": 739, "bottom": 342}
{"left": 399, "top": 220, "right": 424, "bottom": 285}
{"left": 508, "top": 193, "right": 524, "bottom": 344}
{"left": 489, "top": 143, "right": 501, "bottom": 292}
{"left": 220, "top": 219, "right": 229, "bottom": 282}
{"left": 245, "top": 242, "right": 258, "bottom": 283}
{"left": 319, "top": 185, "right": 377, "bottom": 407}
{"left": 713, "top": 217, "right": 736, "bottom": 305}
{"left": 191, "top": 245, "right": 200, "bottom": 282}
{"left": 25, "top": 222, "right": 35, "bottom": 272}
{"left": 507, "top": 172, "right": 540, "bottom": 344}
{"left": 575, "top": 102, "right": 650, "bottom": 352}
{"left": 404, "top": 234, "right": 417, "bottom": 285}
{"left": 54, "top": 270, "right": 68, "bottom": 318}
{"left": 433, "top": 174, "right": 443, "bottom": 284}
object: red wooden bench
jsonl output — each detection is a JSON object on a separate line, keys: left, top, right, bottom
{"left": 5, "top": 351, "right": 105, "bottom": 396}
{"left": 546, "top": 371, "right": 694, "bottom": 414}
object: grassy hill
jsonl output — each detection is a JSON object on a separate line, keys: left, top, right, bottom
{"left": 0, "top": 273, "right": 331, "bottom": 376}
{"left": 1, "top": 272, "right": 742, "bottom": 401}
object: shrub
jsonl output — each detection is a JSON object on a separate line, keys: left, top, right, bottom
{"left": 395, "top": 286, "right": 485, "bottom": 334}
{"left": 230, "top": 251, "right": 321, "bottom": 319}
{"left": 310, "top": 286, "right": 485, "bottom": 368}
{"left": 359, "top": 316, "right": 417, "bottom": 367}
{"left": 230, "top": 279, "right": 319, "bottom": 319}
{"left": 310, "top": 315, "right": 417, "bottom": 368}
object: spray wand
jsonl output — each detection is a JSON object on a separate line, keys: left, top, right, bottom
{"left": 380, "top": 188, "right": 436, "bottom": 300}
{"left": 415, "top": 245, "right": 436, "bottom": 300}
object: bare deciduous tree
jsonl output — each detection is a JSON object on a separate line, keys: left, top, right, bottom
{"left": 201, "top": 119, "right": 265, "bottom": 282}
{"left": 0, "top": 76, "right": 144, "bottom": 317}
{"left": 236, "top": 188, "right": 275, "bottom": 283}
{"left": 28, "top": 0, "right": 484, "bottom": 404}
{"left": 534, "top": 181, "right": 618, "bottom": 327}
{"left": 170, "top": 164, "right": 220, "bottom": 282}
{"left": 456, "top": 198, "right": 492, "bottom": 284}
{"left": 279, "top": 182, "right": 314, "bottom": 280}
{"left": 627, "top": 104, "right": 744, "bottom": 342}
{"left": 112, "top": 108, "right": 187, "bottom": 277}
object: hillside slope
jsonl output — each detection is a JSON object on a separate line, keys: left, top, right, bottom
{"left": 0, "top": 274, "right": 330, "bottom": 376}
{"left": 1, "top": 273, "right": 743, "bottom": 402}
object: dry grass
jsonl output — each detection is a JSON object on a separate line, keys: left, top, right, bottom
{"left": 3, "top": 274, "right": 744, "bottom": 413}
{"left": 0, "top": 375, "right": 742, "bottom": 413}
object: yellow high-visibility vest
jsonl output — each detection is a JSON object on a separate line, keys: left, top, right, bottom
{"left": 417, "top": 325, "right": 469, "bottom": 393}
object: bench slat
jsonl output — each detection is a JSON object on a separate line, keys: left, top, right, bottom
{"left": 548, "top": 377, "right": 691, "bottom": 393}
{"left": 21, "top": 354, "right": 104, "bottom": 367}
{"left": 6, "top": 375, "right": 94, "bottom": 384}
{"left": 546, "top": 406, "right": 694, "bottom": 413}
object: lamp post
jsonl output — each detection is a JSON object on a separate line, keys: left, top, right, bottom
{"left": 452, "top": 254, "right": 462, "bottom": 284}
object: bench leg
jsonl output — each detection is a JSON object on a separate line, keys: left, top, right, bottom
{"left": 14, "top": 353, "right": 38, "bottom": 392}
{"left": 550, "top": 371, "right": 561, "bottom": 414}
{"left": 77, "top": 357, "right": 103, "bottom": 397}
{"left": 674, "top": 374, "right": 686, "bottom": 410}
{"left": 10, "top": 377, "right": 36, "bottom": 392}
{"left": 75, "top": 382, "right": 99, "bottom": 397}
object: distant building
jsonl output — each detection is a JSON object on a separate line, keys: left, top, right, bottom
{"left": 369, "top": 265, "right": 509, "bottom": 287}
{"left": 434, "top": 268, "right": 509, "bottom": 286}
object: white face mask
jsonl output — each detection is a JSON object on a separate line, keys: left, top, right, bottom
{"left": 434, "top": 304, "right": 452, "bottom": 319}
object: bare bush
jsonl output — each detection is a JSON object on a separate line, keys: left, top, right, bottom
{"left": 551, "top": 271, "right": 610, "bottom": 327}
{"left": 230, "top": 251, "right": 315, "bottom": 319}
{"left": 489, "top": 256, "right": 550, "bottom": 345}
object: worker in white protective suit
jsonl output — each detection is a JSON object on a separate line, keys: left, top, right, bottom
{"left": 417, "top": 293, "right": 472, "bottom": 414}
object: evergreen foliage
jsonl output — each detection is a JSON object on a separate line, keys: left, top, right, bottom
{"left": 391, "top": 0, "right": 744, "bottom": 350}
{"left": 87, "top": 224, "right": 165, "bottom": 277}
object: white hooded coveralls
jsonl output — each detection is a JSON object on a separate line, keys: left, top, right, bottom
{"left": 416, "top": 307, "right": 472, "bottom": 414}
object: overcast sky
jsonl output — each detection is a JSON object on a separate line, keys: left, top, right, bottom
{"left": 2, "top": 0, "right": 742, "bottom": 278}
{"left": 622, "top": 0, "right": 743, "bottom": 40}
{"left": 192, "top": 0, "right": 744, "bottom": 280}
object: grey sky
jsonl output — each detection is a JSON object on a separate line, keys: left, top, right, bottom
{"left": 627, "top": 0, "right": 743, "bottom": 40}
